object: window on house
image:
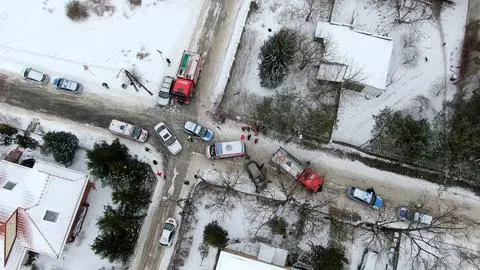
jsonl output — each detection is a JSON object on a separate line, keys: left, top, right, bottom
{"left": 3, "top": 181, "right": 17, "bottom": 190}
{"left": 43, "top": 211, "right": 59, "bottom": 222}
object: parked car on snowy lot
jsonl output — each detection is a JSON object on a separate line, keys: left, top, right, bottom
{"left": 108, "top": 119, "right": 148, "bottom": 142}
{"left": 206, "top": 141, "right": 246, "bottom": 159}
{"left": 22, "top": 67, "right": 49, "bottom": 84}
{"left": 245, "top": 160, "right": 267, "bottom": 192}
{"left": 156, "top": 76, "right": 174, "bottom": 106}
{"left": 183, "top": 120, "right": 214, "bottom": 142}
{"left": 398, "top": 207, "right": 433, "bottom": 225}
{"left": 159, "top": 217, "right": 177, "bottom": 247}
{"left": 347, "top": 186, "right": 384, "bottom": 209}
{"left": 53, "top": 78, "right": 82, "bottom": 94}
{"left": 154, "top": 122, "right": 182, "bottom": 155}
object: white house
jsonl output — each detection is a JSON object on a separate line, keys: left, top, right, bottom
{"left": 216, "top": 245, "right": 289, "bottom": 270}
{"left": 0, "top": 160, "right": 91, "bottom": 269}
{"left": 315, "top": 21, "right": 394, "bottom": 94}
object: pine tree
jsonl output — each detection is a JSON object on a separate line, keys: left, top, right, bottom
{"left": 311, "top": 245, "right": 348, "bottom": 270}
{"left": 43, "top": 131, "right": 79, "bottom": 166}
{"left": 87, "top": 139, "right": 131, "bottom": 179}
{"left": 203, "top": 221, "right": 229, "bottom": 248}
{"left": 91, "top": 206, "right": 142, "bottom": 263}
{"left": 258, "top": 28, "right": 297, "bottom": 88}
{"left": 370, "top": 108, "right": 432, "bottom": 161}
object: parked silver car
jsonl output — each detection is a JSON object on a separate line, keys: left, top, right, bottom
{"left": 156, "top": 76, "right": 174, "bottom": 106}
{"left": 22, "top": 67, "right": 49, "bottom": 84}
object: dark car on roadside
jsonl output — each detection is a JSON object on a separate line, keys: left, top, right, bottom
{"left": 245, "top": 160, "right": 267, "bottom": 192}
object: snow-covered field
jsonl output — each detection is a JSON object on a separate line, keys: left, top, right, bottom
{"left": 0, "top": 0, "right": 203, "bottom": 107}
{"left": 332, "top": 0, "right": 468, "bottom": 145}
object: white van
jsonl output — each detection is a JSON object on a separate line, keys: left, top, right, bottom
{"left": 108, "top": 119, "right": 148, "bottom": 142}
{"left": 206, "top": 141, "right": 246, "bottom": 159}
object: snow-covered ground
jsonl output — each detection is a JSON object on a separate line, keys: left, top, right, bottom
{"left": 0, "top": 0, "right": 203, "bottom": 107}
{"left": 332, "top": 0, "right": 468, "bottom": 145}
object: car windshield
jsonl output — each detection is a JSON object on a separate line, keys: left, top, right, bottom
{"left": 131, "top": 127, "right": 142, "bottom": 139}
{"left": 369, "top": 194, "right": 377, "bottom": 205}
{"left": 197, "top": 127, "right": 207, "bottom": 137}
{"left": 209, "top": 145, "right": 216, "bottom": 157}
{"left": 158, "top": 90, "right": 170, "bottom": 98}
{"left": 164, "top": 223, "right": 175, "bottom": 231}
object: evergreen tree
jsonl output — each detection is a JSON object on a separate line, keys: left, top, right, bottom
{"left": 112, "top": 185, "right": 151, "bottom": 213}
{"left": 203, "top": 221, "right": 229, "bottom": 249}
{"left": 311, "top": 245, "right": 348, "bottom": 270}
{"left": 87, "top": 139, "right": 131, "bottom": 179}
{"left": 43, "top": 131, "right": 79, "bottom": 166}
{"left": 91, "top": 206, "right": 142, "bottom": 263}
{"left": 258, "top": 28, "right": 296, "bottom": 88}
{"left": 370, "top": 108, "right": 432, "bottom": 161}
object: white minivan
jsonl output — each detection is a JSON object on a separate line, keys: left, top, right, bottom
{"left": 206, "top": 141, "right": 246, "bottom": 160}
{"left": 108, "top": 119, "right": 148, "bottom": 142}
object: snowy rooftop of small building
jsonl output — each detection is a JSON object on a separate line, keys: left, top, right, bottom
{"left": 315, "top": 22, "right": 393, "bottom": 90}
{"left": 216, "top": 250, "right": 287, "bottom": 270}
{"left": 0, "top": 160, "right": 89, "bottom": 269}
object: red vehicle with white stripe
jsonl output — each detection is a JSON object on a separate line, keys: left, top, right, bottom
{"left": 271, "top": 147, "right": 325, "bottom": 192}
{"left": 172, "top": 50, "right": 202, "bottom": 105}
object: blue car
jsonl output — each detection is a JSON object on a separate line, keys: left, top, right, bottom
{"left": 183, "top": 121, "right": 214, "bottom": 142}
{"left": 53, "top": 78, "right": 82, "bottom": 94}
{"left": 347, "top": 186, "right": 384, "bottom": 209}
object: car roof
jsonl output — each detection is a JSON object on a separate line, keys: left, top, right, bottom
{"left": 352, "top": 188, "right": 370, "bottom": 202}
{"left": 26, "top": 68, "right": 45, "bottom": 81}
{"left": 184, "top": 121, "right": 197, "bottom": 131}
{"left": 414, "top": 212, "right": 433, "bottom": 224}
{"left": 109, "top": 119, "right": 132, "bottom": 134}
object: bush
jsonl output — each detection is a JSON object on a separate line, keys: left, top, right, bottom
{"left": 43, "top": 131, "right": 79, "bottom": 166}
{"left": 258, "top": 28, "right": 296, "bottom": 88}
{"left": 203, "top": 221, "right": 229, "bottom": 248}
{"left": 66, "top": 0, "right": 89, "bottom": 21}
{"left": 129, "top": 0, "right": 141, "bottom": 7}
{"left": 0, "top": 124, "right": 17, "bottom": 136}
{"left": 267, "top": 217, "right": 287, "bottom": 235}
{"left": 311, "top": 245, "right": 348, "bottom": 270}
{"left": 16, "top": 135, "right": 38, "bottom": 149}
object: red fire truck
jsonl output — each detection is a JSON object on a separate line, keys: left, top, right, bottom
{"left": 171, "top": 50, "right": 202, "bottom": 104}
{"left": 271, "top": 147, "right": 325, "bottom": 192}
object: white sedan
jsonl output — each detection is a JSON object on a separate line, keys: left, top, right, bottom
{"left": 154, "top": 122, "right": 182, "bottom": 155}
{"left": 159, "top": 217, "right": 177, "bottom": 247}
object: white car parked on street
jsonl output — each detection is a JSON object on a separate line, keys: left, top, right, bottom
{"left": 154, "top": 122, "right": 182, "bottom": 155}
{"left": 159, "top": 217, "right": 177, "bottom": 247}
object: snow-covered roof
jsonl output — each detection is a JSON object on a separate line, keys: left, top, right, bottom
{"left": 216, "top": 250, "right": 287, "bottom": 270}
{"left": 257, "top": 244, "right": 288, "bottom": 267}
{"left": 315, "top": 22, "right": 393, "bottom": 90}
{"left": 0, "top": 160, "right": 89, "bottom": 269}
{"left": 316, "top": 62, "right": 348, "bottom": 83}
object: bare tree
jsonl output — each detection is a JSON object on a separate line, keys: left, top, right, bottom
{"left": 327, "top": 201, "right": 480, "bottom": 270}
{"left": 304, "top": 0, "right": 321, "bottom": 22}
{"left": 402, "top": 47, "right": 419, "bottom": 66}
{"left": 295, "top": 33, "right": 325, "bottom": 71}
{"left": 204, "top": 167, "right": 243, "bottom": 218}
{"left": 394, "top": 0, "right": 433, "bottom": 25}
{"left": 401, "top": 31, "right": 419, "bottom": 48}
